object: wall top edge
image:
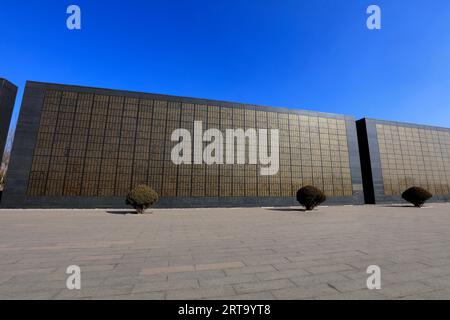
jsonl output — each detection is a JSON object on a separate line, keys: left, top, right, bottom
{"left": 1, "top": 78, "right": 18, "bottom": 91}
{"left": 24, "top": 80, "right": 354, "bottom": 120}
{"left": 359, "top": 117, "right": 450, "bottom": 132}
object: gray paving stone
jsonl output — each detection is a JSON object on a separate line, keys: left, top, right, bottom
{"left": 413, "top": 289, "right": 450, "bottom": 300}
{"left": 102, "top": 275, "right": 168, "bottom": 286}
{"left": 316, "top": 290, "right": 387, "bottom": 300}
{"left": 166, "top": 285, "right": 236, "bottom": 300}
{"left": 54, "top": 285, "right": 134, "bottom": 299}
{"left": 255, "top": 268, "right": 311, "bottom": 281}
{"left": 97, "top": 292, "right": 165, "bottom": 300}
{"left": 215, "top": 291, "right": 275, "bottom": 300}
{"left": 1, "top": 204, "right": 450, "bottom": 299}
{"left": 272, "top": 260, "right": 321, "bottom": 271}
{"left": 0, "top": 275, "right": 13, "bottom": 285}
{"left": 303, "top": 264, "right": 355, "bottom": 274}
{"left": 423, "top": 265, "right": 450, "bottom": 277}
{"left": 383, "top": 262, "right": 430, "bottom": 273}
{"left": 168, "top": 270, "right": 226, "bottom": 281}
{"left": 133, "top": 279, "right": 199, "bottom": 293}
{"left": 243, "top": 257, "right": 290, "bottom": 266}
{"left": 233, "top": 279, "right": 295, "bottom": 294}
{"left": 199, "top": 274, "right": 258, "bottom": 287}
{"left": 380, "top": 282, "right": 435, "bottom": 298}
{"left": 419, "top": 275, "right": 450, "bottom": 290}
{"left": 0, "top": 289, "right": 61, "bottom": 300}
{"left": 327, "top": 278, "right": 369, "bottom": 293}
{"left": 224, "top": 265, "right": 276, "bottom": 276}
{"left": 196, "top": 261, "right": 244, "bottom": 271}
{"left": 381, "top": 270, "right": 432, "bottom": 285}
{"left": 272, "top": 284, "right": 338, "bottom": 300}
{"left": 290, "top": 273, "right": 350, "bottom": 286}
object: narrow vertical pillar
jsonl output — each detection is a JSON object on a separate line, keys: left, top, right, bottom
{"left": 0, "top": 78, "right": 18, "bottom": 168}
{"left": 356, "top": 119, "right": 376, "bottom": 204}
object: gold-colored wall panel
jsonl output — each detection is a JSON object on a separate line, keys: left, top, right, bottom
{"left": 27, "top": 89, "right": 353, "bottom": 198}
{"left": 377, "top": 124, "right": 450, "bottom": 196}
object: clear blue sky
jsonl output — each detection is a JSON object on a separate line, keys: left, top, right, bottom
{"left": 1, "top": 0, "right": 450, "bottom": 145}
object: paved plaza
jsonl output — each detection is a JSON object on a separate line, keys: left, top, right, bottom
{"left": 1, "top": 204, "right": 450, "bottom": 300}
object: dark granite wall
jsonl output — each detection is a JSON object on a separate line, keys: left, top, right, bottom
{"left": 357, "top": 118, "right": 450, "bottom": 204}
{"left": 1, "top": 81, "right": 364, "bottom": 208}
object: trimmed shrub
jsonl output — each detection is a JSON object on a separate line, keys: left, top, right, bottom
{"left": 401, "top": 187, "right": 432, "bottom": 208}
{"left": 296, "top": 186, "right": 326, "bottom": 211}
{"left": 126, "top": 185, "right": 159, "bottom": 214}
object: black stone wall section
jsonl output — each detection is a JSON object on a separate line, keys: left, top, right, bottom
{"left": 357, "top": 118, "right": 450, "bottom": 204}
{"left": 356, "top": 119, "right": 375, "bottom": 204}
{"left": 0, "top": 78, "right": 17, "bottom": 166}
{"left": 1, "top": 80, "right": 365, "bottom": 208}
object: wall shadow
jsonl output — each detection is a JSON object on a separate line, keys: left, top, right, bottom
{"left": 106, "top": 210, "right": 137, "bottom": 215}
{"left": 267, "top": 208, "right": 307, "bottom": 212}
{"left": 380, "top": 205, "right": 416, "bottom": 208}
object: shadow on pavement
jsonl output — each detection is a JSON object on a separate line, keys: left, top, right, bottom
{"left": 106, "top": 210, "right": 137, "bottom": 215}
{"left": 267, "top": 208, "right": 307, "bottom": 212}
{"left": 380, "top": 205, "right": 416, "bottom": 208}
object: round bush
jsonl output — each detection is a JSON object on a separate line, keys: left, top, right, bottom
{"left": 126, "top": 185, "right": 159, "bottom": 214}
{"left": 296, "top": 186, "right": 326, "bottom": 211}
{"left": 401, "top": 187, "right": 432, "bottom": 208}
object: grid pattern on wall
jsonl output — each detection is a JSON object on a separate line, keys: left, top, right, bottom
{"left": 377, "top": 124, "right": 450, "bottom": 196}
{"left": 27, "top": 89, "right": 353, "bottom": 198}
